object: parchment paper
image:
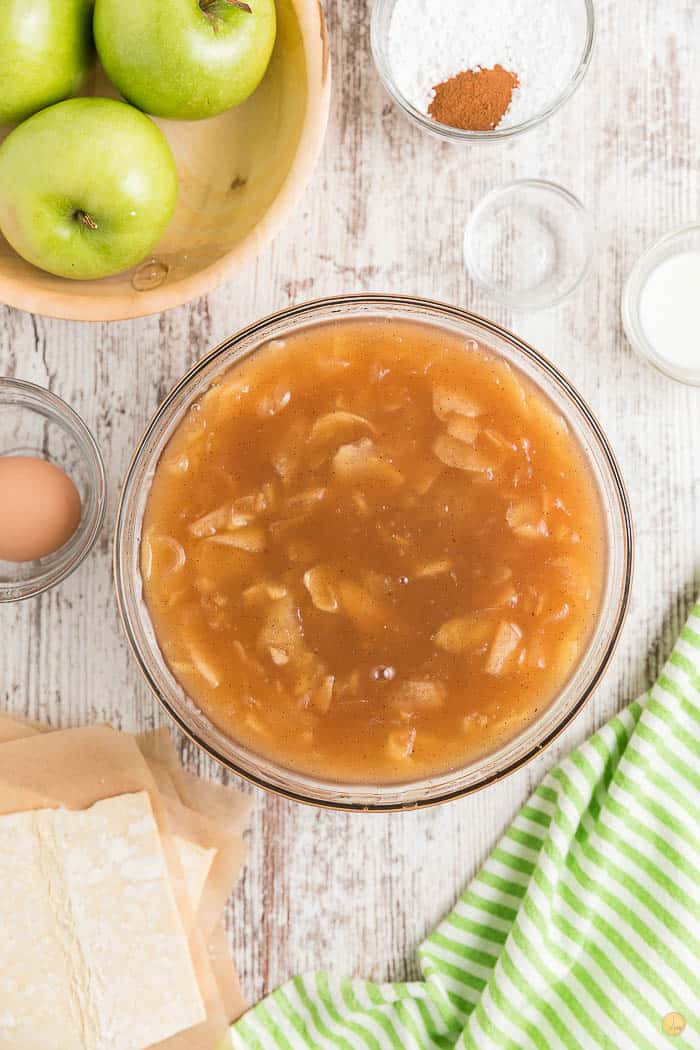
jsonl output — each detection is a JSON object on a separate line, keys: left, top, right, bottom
{"left": 0, "top": 715, "right": 250, "bottom": 1026}
{"left": 138, "top": 730, "right": 252, "bottom": 1024}
{"left": 138, "top": 729, "right": 253, "bottom": 931}
{"left": 0, "top": 722, "right": 233, "bottom": 1048}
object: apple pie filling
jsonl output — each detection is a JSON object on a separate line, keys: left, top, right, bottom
{"left": 141, "top": 320, "right": 606, "bottom": 782}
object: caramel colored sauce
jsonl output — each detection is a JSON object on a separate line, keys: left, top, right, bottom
{"left": 142, "top": 320, "right": 606, "bottom": 783}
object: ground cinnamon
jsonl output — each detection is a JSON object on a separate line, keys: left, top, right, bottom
{"left": 428, "top": 64, "right": 519, "bottom": 131}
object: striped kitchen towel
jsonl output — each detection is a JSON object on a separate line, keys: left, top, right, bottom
{"left": 230, "top": 601, "right": 700, "bottom": 1050}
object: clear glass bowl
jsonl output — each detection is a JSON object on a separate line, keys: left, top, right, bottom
{"left": 464, "top": 180, "right": 595, "bottom": 308}
{"left": 622, "top": 223, "right": 700, "bottom": 386}
{"left": 114, "top": 295, "right": 633, "bottom": 811}
{"left": 370, "top": 0, "right": 595, "bottom": 143}
{"left": 0, "top": 379, "right": 106, "bottom": 602}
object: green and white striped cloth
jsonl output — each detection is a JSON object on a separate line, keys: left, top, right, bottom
{"left": 230, "top": 601, "right": 700, "bottom": 1050}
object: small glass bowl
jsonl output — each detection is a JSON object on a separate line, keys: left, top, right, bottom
{"left": 0, "top": 379, "right": 106, "bottom": 602}
{"left": 370, "top": 0, "right": 594, "bottom": 143}
{"left": 464, "top": 180, "right": 595, "bottom": 309}
{"left": 622, "top": 223, "right": 700, "bottom": 386}
{"left": 115, "top": 294, "right": 633, "bottom": 811}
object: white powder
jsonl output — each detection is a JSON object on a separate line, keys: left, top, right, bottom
{"left": 388, "top": 0, "right": 583, "bottom": 129}
{"left": 639, "top": 251, "right": 700, "bottom": 373}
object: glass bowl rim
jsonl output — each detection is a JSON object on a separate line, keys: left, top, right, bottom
{"left": 463, "top": 179, "right": 595, "bottom": 309}
{"left": 369, "top": 0, "right": 595, "bottom": 143}
{"left": 0, "top": 377, "right": 107, "bottom": 604}
{"left": 114, "top": 293, "right": 634, "bottom": 811}
{"left": 621, "top": 222, "right": 700, "bottom": 387}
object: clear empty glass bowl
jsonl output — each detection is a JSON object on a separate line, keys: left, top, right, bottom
{"left": 464, "top": 180, "right": 594, "bottom": 308}
{"left": 0, "top": 379, "right": 106, "bottom": 602}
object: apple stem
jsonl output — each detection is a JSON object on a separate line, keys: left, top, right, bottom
{"left": 76, "top": 210, "right": 98, "bottom": 231}
{"left": 201, "top": 0, "right": 252, "bottom": 11}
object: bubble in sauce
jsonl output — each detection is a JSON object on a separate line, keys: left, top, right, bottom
{"left": 0, "top": 456, "right": 81, "bottom": 562}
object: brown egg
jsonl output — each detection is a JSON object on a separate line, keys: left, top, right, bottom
{"left": 0, "top": 456, "right": 82, "bottom": 563}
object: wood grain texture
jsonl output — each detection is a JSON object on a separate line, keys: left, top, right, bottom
{"left": 1, "top": 0, "right": 699, "bottom": 1008}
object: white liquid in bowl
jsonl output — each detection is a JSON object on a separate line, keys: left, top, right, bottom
{"left": 639, "top": 251, "right": 700, "bottom": 372}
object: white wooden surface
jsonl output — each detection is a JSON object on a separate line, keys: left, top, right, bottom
{"left": 1, "top": 0, "right": 699, "bottom": 1007}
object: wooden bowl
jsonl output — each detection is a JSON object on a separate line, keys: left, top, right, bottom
{"left": 0, "top": 0, "right": 330, "bottom": 321}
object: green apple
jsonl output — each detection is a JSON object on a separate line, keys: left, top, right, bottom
{"left": 0, "top": 98, "right": 178, "bottom": 281}
{"left": 0, "top": 0, "right": 94, "bottom": 125}
{"left": 94, "top": 0, "right": 276, "bottom": 121}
